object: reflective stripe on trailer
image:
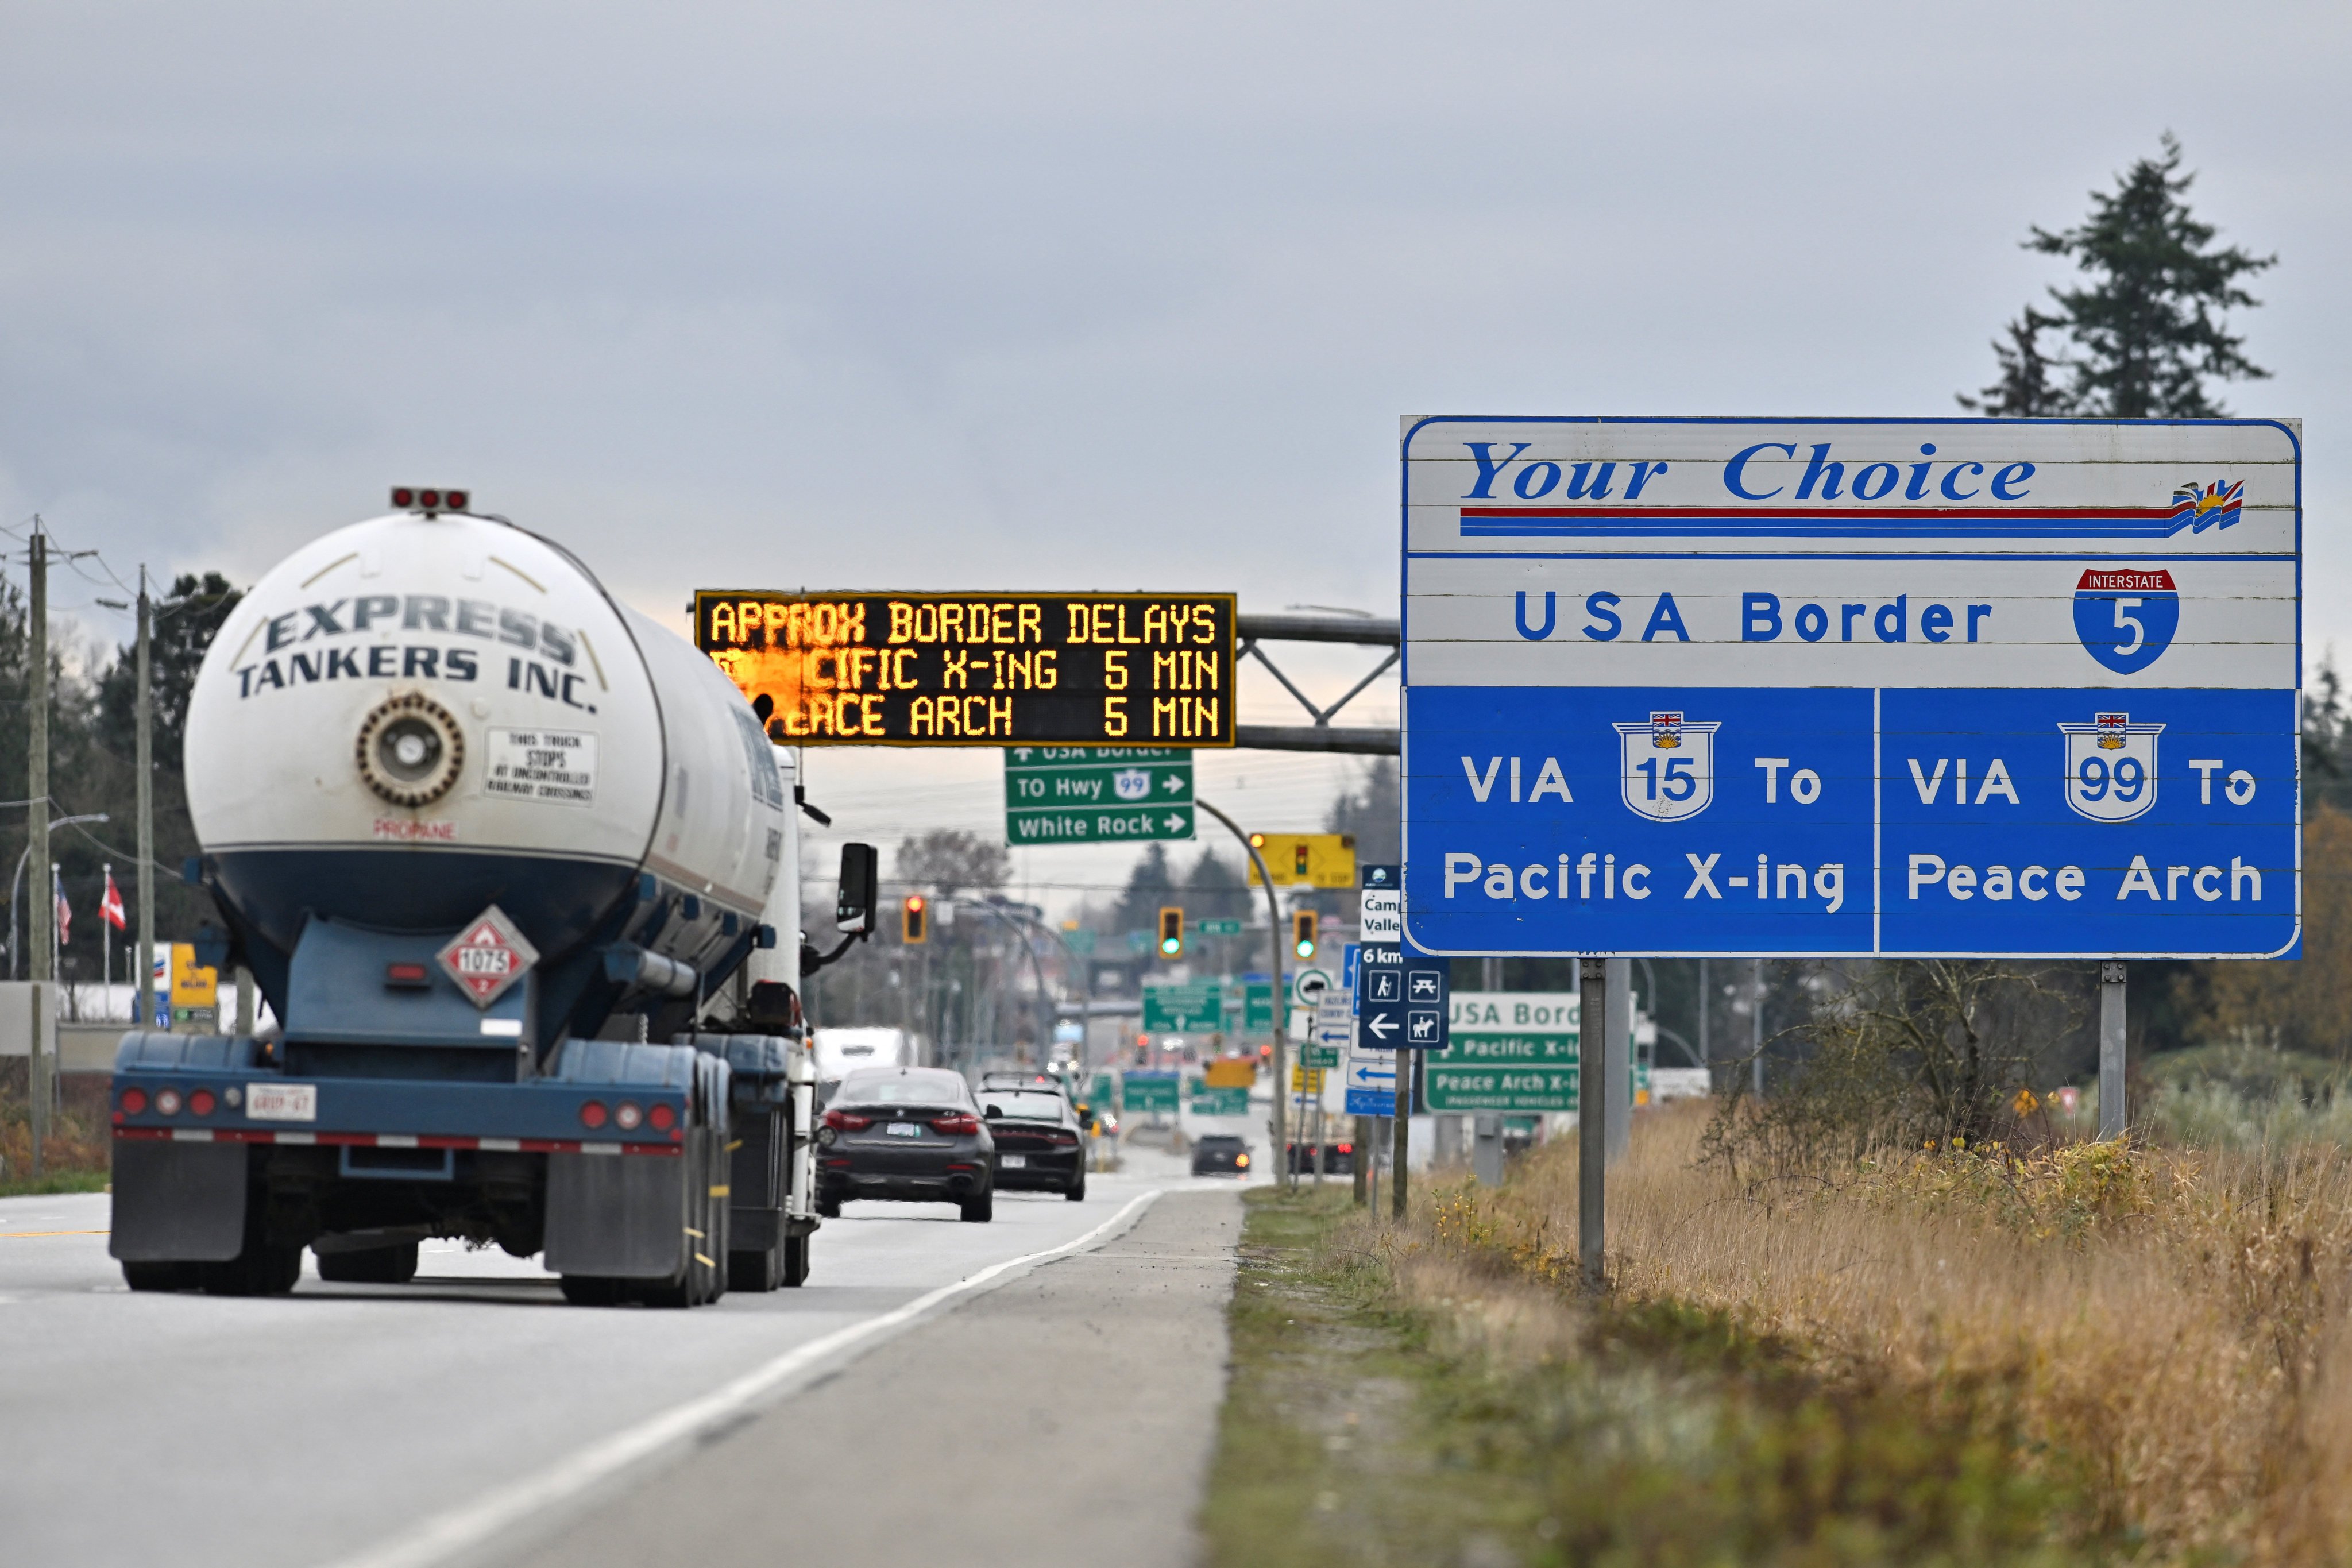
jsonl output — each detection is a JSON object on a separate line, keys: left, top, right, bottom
{"left": 111, "top": 1126, "right": 682, "bottom": 1156}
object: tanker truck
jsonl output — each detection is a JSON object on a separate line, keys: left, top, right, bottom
{"left": 107, "top": 489, "right": 874, "bottom": 1305}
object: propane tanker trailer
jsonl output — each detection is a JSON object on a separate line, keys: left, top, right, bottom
{"left": 108, "top": 489, "right": 877, "bottom": 1304}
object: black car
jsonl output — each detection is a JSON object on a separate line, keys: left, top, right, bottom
{"left": 1191, "top": 1134, "right": 1252, "bottom": 1177}
{"left": 978, "top": 1087, "right": 1087, "bottom": 1201}
{"left": 1284, "top": 1140, "right": 1354, "bottom": 1175}
{"left": 817, "top": 1067, "right": 995, "bottom": 1222}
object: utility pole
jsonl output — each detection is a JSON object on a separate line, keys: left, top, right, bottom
{"left": 136, "top": 568, "right": 155, "bottom": 1034}
{"left": 26, "top": 524, "right": 48, "bottom": 1169}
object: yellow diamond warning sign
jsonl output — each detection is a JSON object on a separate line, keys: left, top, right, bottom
{"left": 436, "top": 905, "right": 540, "bottom": 1009}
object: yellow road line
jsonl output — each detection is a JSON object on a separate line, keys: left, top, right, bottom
{"left": 0, "top": 1229, "right": 111, "bottom": 1238}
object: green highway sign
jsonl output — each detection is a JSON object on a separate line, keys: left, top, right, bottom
{"left": 1424, "top": 991, "right": 1580, "bottom": 1114}
{"left": 1124, "top": 1072, "right": 1181, "bottom": 1113}
{"left": 1188, "top": 1084, "right": 1249, "bottom": 1116}
{"left": 1143, "top": 982, "right": 1223, "bottom": 1033}
{"left": 1300, "top": 1041, "right": 1341, "bottom": 1069}
{"left": 1239, "top": 980, "right": 1275, "bottom": 1032}
{"left": 1005, "top": 747, "right": 1194, "bottom": 845}
{"left": 1424, "top": 1064, "right": 1579, "bottom": 1113}
{"left": 1195, "top": 917, "right": 1243, "bottom": 936}
{"left": 1060, "top": 928, "right": 1097, "bottom": 955}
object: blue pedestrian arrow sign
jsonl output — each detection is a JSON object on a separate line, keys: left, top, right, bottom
{"left": 1354, "top": 864, "right": 1450, "bottom": 1051}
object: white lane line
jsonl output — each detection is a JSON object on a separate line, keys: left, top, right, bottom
{"left": 318, "top": 1188, "right": 1165, "bottom": 1568}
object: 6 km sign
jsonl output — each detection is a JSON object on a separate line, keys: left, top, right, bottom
{"left": 1400, "top": 418, "right": 2301, "bottom": 960}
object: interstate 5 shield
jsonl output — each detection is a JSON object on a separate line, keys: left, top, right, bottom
{"left": 1399, "top": 416, "right": 2300, "bottom": 960}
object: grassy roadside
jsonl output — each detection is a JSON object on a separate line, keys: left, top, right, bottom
{"left": 1202, "top": 1184, "right": 2094, "bottom": 1568}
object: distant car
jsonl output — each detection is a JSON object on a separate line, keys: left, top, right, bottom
{"left": 979, "top": 1071, "right": 1070, "bottom": 1099}
{"left": 1284, "top": 1141, "right": 1353, "bottom": 1175}
{"left": 1191, "top": 1134, "right": 1251, "bottom": 1177}
{"left": 978, "top": 1087, "right": 1087, "bottom": 1201}
{"left": 817, "top": 1067, "right": 995, "bottom": 1222}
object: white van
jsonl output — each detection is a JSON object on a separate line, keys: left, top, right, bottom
{"left": 812, "top": 1027, "right": 917, "bottom": 1095}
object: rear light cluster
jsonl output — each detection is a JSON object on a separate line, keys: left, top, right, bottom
{"left": 929, "top": 1113, "right": 980, "bottom": 1136}
{"left": 824, "top": 1109, "right": 872, "bottom": 1132}
{"left": 118, "top": 1086, "right": 219, "bottom": 1118}
{"left": 391, "top": 486, "right": 469, "bottom": 512}
{"left": 1049, "top": 1130, "right": 1079, "bottom": 1146}
{"left": 384, "top": 961, "right": 430, "bottom": 990}
{"left": 579, "top": 1099, "right": 673, "bottom": 1133}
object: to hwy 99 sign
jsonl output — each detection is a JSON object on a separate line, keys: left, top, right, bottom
{"left": 696, "top": 592, "right": 1237, "bottom": 747}
{"left": 1399, "top": 416, "right": 2301, "bottom": 960}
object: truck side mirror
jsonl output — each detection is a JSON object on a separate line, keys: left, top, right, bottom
{"left": 836, "top": 843, "right": 878, "bottom": 934}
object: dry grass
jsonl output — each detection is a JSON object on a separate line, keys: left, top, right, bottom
{"left": 0, "top": 1066, "right": 111, "bottom": 1193}
{"left": 1382, "top": 1103, "right": 2352, "bottom": 1565}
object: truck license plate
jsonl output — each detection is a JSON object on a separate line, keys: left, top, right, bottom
{"left": 885, "top": 1122, "right": 921, "bottom": 1137}
{"left": 246, "top": 1083, "right": 317, "bottom": 1122}
{"left": 999, "top": 1154, "right": 1026, "bottom": 1168}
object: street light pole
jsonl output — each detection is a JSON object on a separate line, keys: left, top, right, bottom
{"left": 136, "top": 567, "right": 155, "bottom": 1032}
{"left": 1194, "top": 798, "right": 1290, "bottom": 1194}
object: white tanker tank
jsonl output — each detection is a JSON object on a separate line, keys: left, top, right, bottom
{"left": 187, "top": 504, "right": 786, "bottom": 1013}
{"left": 109, "top": 495, "right": 875, "bottom": 1303}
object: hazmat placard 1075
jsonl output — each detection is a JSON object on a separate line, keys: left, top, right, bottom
{"left": 696, "top": 591, "right": 1237, "bottom": 747}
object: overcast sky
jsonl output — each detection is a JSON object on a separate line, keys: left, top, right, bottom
{"left": 3, "top": 1, "right": 2344, "bottom": 913}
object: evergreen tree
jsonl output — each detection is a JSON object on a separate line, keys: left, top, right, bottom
{"left": 1963, "top": 136, "right": 2274, "bottom": 417}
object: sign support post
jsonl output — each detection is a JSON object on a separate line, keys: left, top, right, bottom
{"left": 1605, "top": 958, "right": 1632, "bottom": 1165}
{"left": 1390, "top": 1042, "right": 1409, "bottom": 1219}
{"left": 2099, "top": 961, "right": 2127, "bottom": 1138}
{"left": 1578, "top": 957, "right": 1608, "bottom": 1289}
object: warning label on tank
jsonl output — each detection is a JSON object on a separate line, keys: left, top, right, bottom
{"left": 485, "top": 728, "right": 597, "bottom": 806}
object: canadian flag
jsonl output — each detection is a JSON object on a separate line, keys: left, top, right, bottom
{"left": 53, "top": 866, "right": 69, "bottom": 948}
{"left": 101, "top": 868, "right": 126, "bottom": 932}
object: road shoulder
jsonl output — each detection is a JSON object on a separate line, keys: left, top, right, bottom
{"left": 507, "top": 1187, "right": 1242, "bottom": 1568}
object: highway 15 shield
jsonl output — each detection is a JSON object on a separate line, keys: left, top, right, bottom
{"left": 2072, "top": 569, "right": 2179, "bottom": 675}
{"left": 2059, "top": 712, "right": 2164, "bottom": 824}
{"left": 1613, "top": 712, "right": 1718, "bottom": 822}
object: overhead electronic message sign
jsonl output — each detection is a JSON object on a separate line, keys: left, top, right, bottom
{"left": 1399, "top": 418, "right": 2301, "bottom": 960}
{"left": 695, "top": 591, "right": 1237, "bottom": 747}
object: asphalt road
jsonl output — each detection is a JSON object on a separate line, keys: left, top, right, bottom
{"left": 0, "top": 1140, "right": 1253, "bottom": 1568}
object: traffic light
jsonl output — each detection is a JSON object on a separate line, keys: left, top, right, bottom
{"left": 1293, "top": 841, "right": 1310, "bottom": 879}
{"left": 901, "top": 893, "right": 928, "bottom": 944}
{"left": 1157, "top": 906, "right": 1184, "bottom": 959}
{"left": 1292, "top": 909, "right": 1318, "bottom": 960}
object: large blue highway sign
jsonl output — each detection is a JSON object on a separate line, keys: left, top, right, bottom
{"left": 1399, "top": 418, "right": 2300, "bottom": 960}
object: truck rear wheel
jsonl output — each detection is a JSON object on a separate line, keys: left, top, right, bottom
{"left": 199, "top": 1241, "right": 303, "bottom": 1296}
{"left": 559, "top": 1275, "right": 622, "bottom": 1306}
{"left": 316, "top": 1242, "right": 420, "bottom": 1284}
{"left": 122, "top": 1261, "right": 199, "bottom": 1292}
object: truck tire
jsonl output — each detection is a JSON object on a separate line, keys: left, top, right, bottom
{"left": 559, "top": 1275, "right": 623, "bottom": 1306}
{"left": 122, "top": 1261, "right": 199, "bottom": 1292}
{"left": 200, "top": 1241, "right": 303, "bottom": 1297}
{"left": 639, "top": 1119, "right": 728, "bottom": 1309}
{"left": 728, "top": 1245, "right": 783, "bottom": 1292}
{"left": 316, "top": 1242, "right": 420, "bottom": 1284}
{"left": 959, "top": 1185, "right": 994, "bottom": 1223}
{"left": 781, "top": 1231, "right": 810, "bottom": 1287}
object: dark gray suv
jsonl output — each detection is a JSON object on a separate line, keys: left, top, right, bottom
{"left": 817, "top": 1067, "right": 996, "bottom": 1222}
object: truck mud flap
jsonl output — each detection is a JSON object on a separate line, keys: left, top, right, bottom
{"left": 543, "top": 1152, "right": 689, "bottom": 1279}
{"left": 109, "top": 1138, "right": 249, "bottom": 1262}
